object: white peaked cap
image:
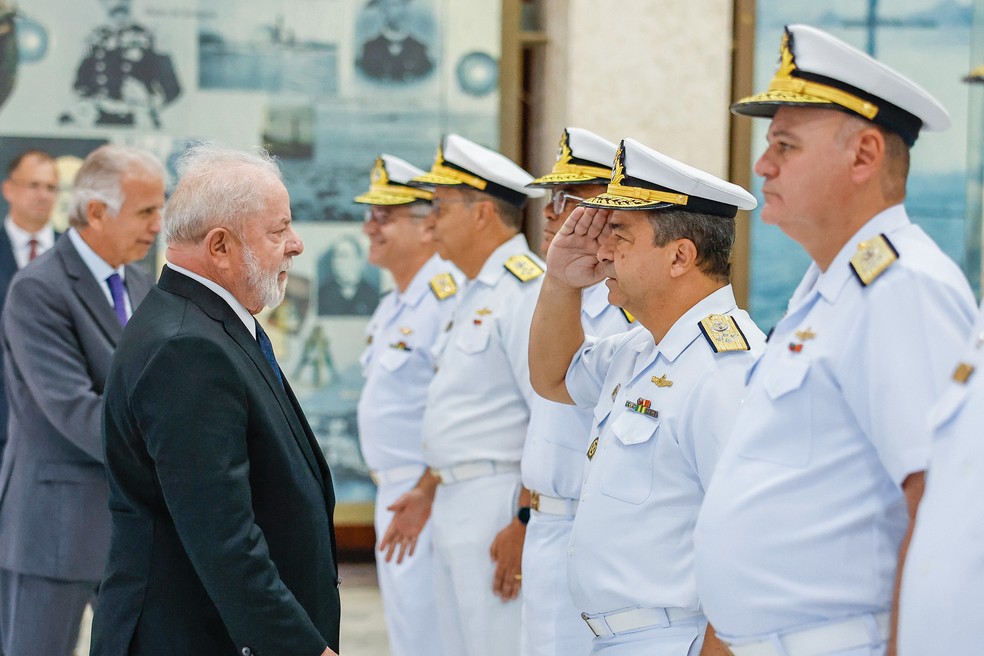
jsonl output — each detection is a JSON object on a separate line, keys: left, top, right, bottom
{"left": 583, "top": 138, "right": 757, "bottom": 217}
{"left": 353, "top": 154, "right": 433, "bottom": 206}
{"left": 409, "top": 134, "right": 545, "bottom": 206}
{"left": 528, "top": 127, "right": 617, "bottom": 187}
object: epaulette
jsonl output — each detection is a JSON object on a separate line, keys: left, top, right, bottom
{"left": 504, "top": 254, "right": 544, "bottom": 282}
{"left": 429, "top": 273, "right": 458, "bottom": 300}
{"left": 698, "top": 313, "right": 750, "bottom": 353}
{"left": 620, "top": 308, "right": 635, "bottom": 324}
{"left": 849, "top": 233, "right": 898, "bottom": 286}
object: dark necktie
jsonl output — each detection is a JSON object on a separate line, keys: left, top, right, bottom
{"left": 28, "top": 239, "right": 38, "bottom": 262}
{"left": 106, "top": 273, "right": 128, "bottom": 327}
{"left": 255, "top": 321, "right": 284, "bottom": 387}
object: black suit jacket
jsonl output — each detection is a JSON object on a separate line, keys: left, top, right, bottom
{"left": 90, "top": 267, "right": 340, "bottom": 656}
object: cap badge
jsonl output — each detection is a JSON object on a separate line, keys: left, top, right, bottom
{"left": 625, "top": 397, "right": 659, "bottom": 418}
{"left": 849, "top": 234, "right": 898, "bottom": 286}
{"left": 651, "top": 374, "right": 673, "bottom": 388}
{"left": 611, "top": 145, "right": 626, "bottom": 186}
{"left": 698, "top": 314, "right": 751, "bottom": 353}
{"left": 557, "top": 130, "right": 573, "bottom": 164}
{"left": 587, "top": 436, "right": 599, "bottom": 460}
{"left": 370, "top": 157, "right": 388, "bottom": 184}
{"left": 429, "top": 273, "right": 458, "bottom": 300}
{"left": 504, "top": 254, "right": 544, "bottom": 282}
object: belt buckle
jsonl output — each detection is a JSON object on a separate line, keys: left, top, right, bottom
{"left": 530, "top": 491, "right": 540, "bottom": 512}
{"left": 369, "top": 471, "right": 380, "bottom": 485}
{"left": 429, "top": 467, "right": 445, "bottom": 485}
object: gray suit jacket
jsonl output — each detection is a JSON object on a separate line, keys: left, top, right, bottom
{"left": 0, "top": 234, "right": 151, "bottom": 582}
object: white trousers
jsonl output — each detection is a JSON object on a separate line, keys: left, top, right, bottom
{"left": 431, "top": 471, "right": 522, "bottom": 656}
{"left": 374, "top": 477, "right": 445, "bottom": 656}
{"left": 591, "top": 617, "right": 707, "bottom": 656}
{"left": 521, "top": 510, "right": 593, "bottom": 656}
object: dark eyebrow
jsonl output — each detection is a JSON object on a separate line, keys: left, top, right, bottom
{"left": 609, "top": 220, "right": 626, "bottom": 232}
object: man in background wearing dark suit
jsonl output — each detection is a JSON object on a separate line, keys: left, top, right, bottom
{"left": 90, "top": 144, "right": 340, "bottom": 656}
{"left": 0, "top": 144, "right": 164, "bottom": 656}
{"left": 0, "top": 150, "right": 59, "bottom": 466}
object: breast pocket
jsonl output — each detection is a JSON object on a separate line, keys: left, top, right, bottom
{"left": 456, "top": 325, "right": 491, "bottom": 355}
{"left": 738, "top": 357, "right": 812, "bottom": 467}
{"left": 600, "top": 411, "right": 660, "bottom": 505}
{"left": 379, "top": 348, "right": 413, "bottom": 372}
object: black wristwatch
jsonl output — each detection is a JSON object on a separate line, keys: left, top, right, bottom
{"left": 516, "top": 506, "right": 531, "bottom": 525}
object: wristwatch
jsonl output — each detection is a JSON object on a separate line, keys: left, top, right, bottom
{"left": 516, "top": 506, "right": 531, "bottom": 525}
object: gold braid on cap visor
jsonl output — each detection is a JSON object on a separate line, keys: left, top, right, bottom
{"left": 551, "top": 161, "right": 612, "bottom": 179}
{"left": 368, "top": 183, "right": 433, "bottom": 201}
{"left": 430, "top": 163, "right": 488, "bottom": 190}
{"left": 767, "top": 76, "right": 880, "bottom": 120}
{"left": 604, "top": 184, "right": 689, "bottom": 206}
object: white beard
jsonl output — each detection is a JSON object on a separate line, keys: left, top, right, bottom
{"left": 243, "top": 246, "right": 290, "bottom": 309}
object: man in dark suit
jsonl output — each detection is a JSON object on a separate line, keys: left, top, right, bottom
{"left": 90, "top": 144, "right": 340, "bottom": 656}
{"left": 0, "top": 144, "right": 165, "bottom": 656}
{"left": 0, "top": 150, "right": 59, "bottom": 466}
{"left": 357, "top": 0, "right": 433, "bottom": 82}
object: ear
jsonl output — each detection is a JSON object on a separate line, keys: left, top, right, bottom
{"left": 850, "top": 127, "right": 885, "bottom": 185}
{"left": 472, "top": 198, "right": 492, "bottom": 230}
{"left": 668, "top": 238, "right": 698, "bottom": 278}
{"left": 0, "top": 180, "right": 12, "bottom": 203}
{"left": 417, "top": 214, "right": 436, "bottom": 244}
{"left": 204, "top": 227, "right": 235, "bottom": 270}
{"left": 87, "top": 199, "right": 108, "bottom": 229}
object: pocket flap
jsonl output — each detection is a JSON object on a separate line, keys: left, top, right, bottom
{"left": 379, "top": 348, "right": 412, "bottom": 372}
{"left": 456, "top": 326, "right": 491, "bottom": 354}
{"left": 764, "top": 358, "right": 810, "bottom": 400}
{"left": 36, "top": 461, "right": 104, "bottom": 484}
{"left": 611, "top": 410, "right": 660, "bottom": 446}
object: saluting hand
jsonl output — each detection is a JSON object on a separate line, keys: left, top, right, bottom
{"left": 544, "top": 206, "right": 612, "bottom": 290}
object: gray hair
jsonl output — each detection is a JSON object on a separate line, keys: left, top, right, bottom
{"left": 70, "top": 145, "right": 166, "bottom": 228}
{"left": 162, "top": 143, "right": 283, "bottom": 246}
{"left": 646, "top": 208, "right": 735, "bottom": 283}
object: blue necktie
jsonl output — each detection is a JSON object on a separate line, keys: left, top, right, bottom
{"left": 255, "top": 321, "right": 284, "bottom": 387}
{"left": 106, "top": 273, "right": 128, "bottom": 327}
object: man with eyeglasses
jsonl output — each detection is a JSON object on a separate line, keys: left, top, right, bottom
{"left": 519, "top": 128, "right": 634, "bottom": 656}
{"left": 0, "top": 150, "right": 59, "bottom": 468}
{"left": 402, "top": 134, "right": 544, "bottom": 656}
{"left": 354, "top": 154, "right": 458, "bottom": 656}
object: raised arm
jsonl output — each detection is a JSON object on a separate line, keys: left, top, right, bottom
{"left": 529, "top": 206, "right": 610, "bottom": 403}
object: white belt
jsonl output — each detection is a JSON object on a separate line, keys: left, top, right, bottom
{"left": 726, "top": 612, "right": 890, "bottom": 656}
{"left": 530, "top": 490, "right": 578, "bottom": 516}
{"left": 369, "top": 464, "right": 424, "bottom": 486}
{"left": 431, "top": 460, "right": 520, "bottom": 485}
{"left": 581, "top": 607, "right": 703, "bottom": 638}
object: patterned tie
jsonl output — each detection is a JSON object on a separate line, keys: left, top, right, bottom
{"left": 255, "top": 321, "right": 284, "bottom": 387}
{"left": 28, "top": 239, "right": 38, "bottom": 262}
{"left": 105, "top": 273, "right": 128, "bottom": 327}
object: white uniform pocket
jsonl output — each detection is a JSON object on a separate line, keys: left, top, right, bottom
{"left": 739, "top": 357, "right": 812, "bottom": 467}
{"left": 456, "top": 325, "right": 491, "bottom": 354}
{"left": 600, "top": 411, "right": 660, "bottom": 504}
{"left": 378, "top": 348, "right": 412, "bottom": 372}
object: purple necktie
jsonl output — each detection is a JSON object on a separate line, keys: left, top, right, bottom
{"left": 106, "top": 273, "right": 128, "bottom": 327}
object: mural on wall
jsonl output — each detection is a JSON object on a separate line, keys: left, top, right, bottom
{"left": 0, "top": 0, "right": 502, "bottom": 511}
{"left": 747, "top": 0, "right": 977, "bottom": 329}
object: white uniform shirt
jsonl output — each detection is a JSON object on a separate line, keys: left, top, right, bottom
{"left": 521, "top": 282, "right": 635, "bottom": 500}
{"left": 898, "top": 306, "right": 984, "bottom": 655}
{"left": 694, "top": 205, "right": 976, "bottom": 640}
{"left": 565, "top": 285, "right": 764, "bottom": 615}
{"left": 358, "top": 255, "right": 460, "bottom": 472}
{"left": 421, "top": 234, "right": 544, "bottom": 469}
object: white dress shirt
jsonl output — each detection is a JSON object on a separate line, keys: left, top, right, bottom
{"left": 5, "top": 216, "right": 55, "bottom": 269}
{"left": 68, "top": 228, "right": 132, "bottom": 318}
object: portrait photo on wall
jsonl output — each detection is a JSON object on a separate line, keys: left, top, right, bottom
{"left": 354, "top": 0, "right": 437, "bottom": 84}
{"left": 317, "top": 232, "right": 381, "bottom": 316}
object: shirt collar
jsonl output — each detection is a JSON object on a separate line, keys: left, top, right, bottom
{"left": 474, "top": 233, "right": 535, "bottom": 287}
{"left": 67, "top": 228, "right": 124, "bottom": 283}
{"left": 648, "top": 285, "right": 739, "bottom": 363}
{"left": 582, "top": 280, "right": 613, "bottom": 318}
{"left": 810, "top": 204, "right": 911, "bottom": 305}
{"left": 5, "top": 216, "right": 55, "bottom": 251}
{"left": 165, "top": 262, "right": 256, "bottom": 338}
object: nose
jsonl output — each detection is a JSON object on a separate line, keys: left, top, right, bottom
{"left": 149, "top": 209, "right": 162, "bottom": 234}
{"left": 362, "top": 218, "right": 377, "bottom": 236}
{"left": 753, "top": 148, "right": 777, "bottom": 179}
{"left": 596, "top": 232, "right": 615, "bottom": 265}
{"left": 286, "top": 226, "right": 304, "bottom": 256}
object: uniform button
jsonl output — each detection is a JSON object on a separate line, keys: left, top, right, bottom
{"left": 241, "top": 648, "right": 252, "bottom": 656}
{"left": 568, "top": 545, "right": 574, "bottom": 556}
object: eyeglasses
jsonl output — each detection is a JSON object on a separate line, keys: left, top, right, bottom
{"left": 7, "top": 179, "right": 58, "bottom": 194}
{"left": 551, "top": 190, "right": 585, "bottom": 214}
{"left": 365, "top": 206, "right": 395, "bottom": 226}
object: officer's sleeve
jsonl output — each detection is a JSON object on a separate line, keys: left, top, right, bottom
{"left": 564, "top": 331, "right": 630, "bottom": 410}
{"left": 132, "top": 335, "right": 327, "bottom": 656}
{"left": 840, "top": 269, "right": 975, "bottom": 486}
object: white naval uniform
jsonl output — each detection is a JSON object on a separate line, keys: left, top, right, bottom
{"left": 694, "top": 205, "right": 976, "bottom": 654}
{"left": 358, "top": 254, "right": 459, "bottom": 656}
{"left": 421, "top": 234, "right": 544, "bottom": 656}
{"left": 566, "top": 285, "right": 764, "bottom": 655}
{"left": 520, "top": 282, "right": 634, "bottom": 656}
{"left": 898, "top": 306, "right": 984, "bottom": 655}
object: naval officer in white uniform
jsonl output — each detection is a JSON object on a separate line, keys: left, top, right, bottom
{"left": 693, "top": 24, "right": 976, "bottom": 656}
{"left": 355, "top": 154, "right": 458, "bottom": 656}
{"left": 530, "top": 138, "right": 765, "bottom": 655}
{"left": 410, "top": 134, "right": 545, "bottom": 656}
{"left": 520, "top": 128, "right": 634, "bottom": 656}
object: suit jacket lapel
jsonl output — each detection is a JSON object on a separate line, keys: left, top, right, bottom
{"left": 122, "top": 262, "right": 152, "bottom": 307}
{"left": 58, "top": 236, "right": 123, "bottom": 344}
{"left": 158, "top": 267, "right": 328, "bottom": 496}
{"left": 0, "top": 230, "right": 18, "bottom": 283}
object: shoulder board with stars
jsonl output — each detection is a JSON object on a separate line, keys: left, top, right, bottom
{"left": 698, "top": 313, "right": 750, "bottom": 353}
{"left": 849, "top": 233, "right": 899, "bottom": 287}
{"left": 620, "top": 308, "right": 635, "bottom": 323}
{"left": 504, "top": 255, "right": 544, "bottom": 283}
{"left": 429, "top": 272, "right": 458, "bottom": 300}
